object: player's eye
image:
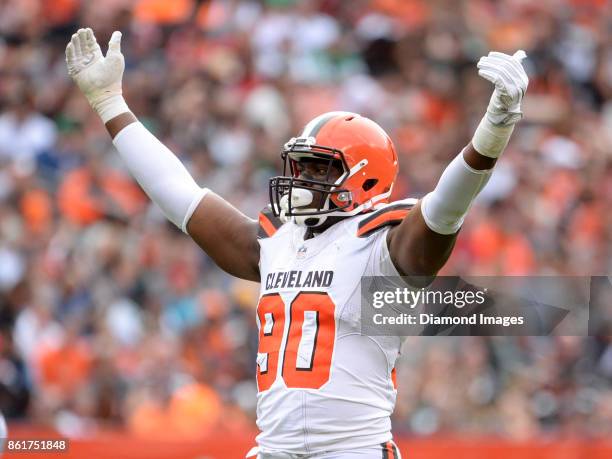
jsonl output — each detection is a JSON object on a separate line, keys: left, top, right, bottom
{"left": 316, "top": 166, "right": 328, "bottom": 176}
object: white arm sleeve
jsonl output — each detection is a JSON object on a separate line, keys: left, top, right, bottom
{"left": 420, "top": 150, "right": 492, "bottom": 235}
{"left": 0, "top": 411, "right": 6, "bottom": 451}
{"left": 112, "top": 122, "right": 208, "bottom": 233}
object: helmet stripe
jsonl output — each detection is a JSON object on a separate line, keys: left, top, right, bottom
{"left": 301, "top": 111, "right": 352, "bottom": 138}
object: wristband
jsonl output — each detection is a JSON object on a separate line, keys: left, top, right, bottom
{"left": 471, "top": 115, "right": 515, "bottom": 159}
{"left": 93, "top": 94, "right": 130, "bottom": 124}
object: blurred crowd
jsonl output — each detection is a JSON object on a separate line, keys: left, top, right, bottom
{"left": 0, "top": 0, "right": 611, "bottom": 442}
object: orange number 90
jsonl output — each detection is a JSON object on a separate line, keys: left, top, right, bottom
{"left": 256, "top": 292, "right": 336, "bottom": 391}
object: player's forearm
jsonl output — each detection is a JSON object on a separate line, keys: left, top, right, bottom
{"left": 419, "top": 125, "right": 516, "bottom": 235}
{"left": 420, "top": 145, "right": 494, "bottom": 235}
{"left": 419, "top": 133, "right": 515, "bottom": 235}
{"left": 111, "top": 118, "right": 208, "bottom": 232}
{"left": 463, "top": 143, "right": 497, "bottom": 170}
{"left": 106, "top": 111, "right": 137, "bottom": 138}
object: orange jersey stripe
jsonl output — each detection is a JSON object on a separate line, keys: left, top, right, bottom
{"left": 259, "top": 213, "right": 278, "bottom": 238}
{"left": 357, "top": 209, "right": 409, "bottom": 237}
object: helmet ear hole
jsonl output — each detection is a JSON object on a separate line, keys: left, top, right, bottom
{"left": 362, "top": 178, "right": 378, "bottom": 191}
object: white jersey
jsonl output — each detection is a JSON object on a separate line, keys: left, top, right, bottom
{"left": 255, "top": 199, "right": 415, "bottom": 454}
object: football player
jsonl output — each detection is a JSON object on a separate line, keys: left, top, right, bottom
{"left": 66, "top": 28, "right": 528, "bottom": 459}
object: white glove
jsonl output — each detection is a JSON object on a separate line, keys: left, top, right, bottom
{"left": 478, "top": 50, "right": 529, "bottom": 126}
{"left": 472, "top": 50, "right": 529, "bottom": 158}
{"left": 66, "top": 28, "right": 129, "bottom": 123}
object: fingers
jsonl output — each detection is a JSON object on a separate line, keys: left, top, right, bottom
{"left": 487, "top": 51, "right": 528, "bottom": 82}
{"left": 83, "top": 28, "right": 103, "bottom": 58}
{"left": 65, "top": 41, "right": 78, "bottom": 76}
{"left": 84, "top": 28, "right": 99, "bottom": 53}
{"left": 66, "top": 42, "right": 75, "bottom": 62}
{"left": 489, "top": 50, "right": 526, "bottom": 63}
{"left": 477, "top": 51, "right": 529, "bottom": 98}
{"left": 479, "top": 64, "right": 518, "bottom": 98}
{"left": 69, "top": 31, "right": 82, "bottom": 58}
{"left": 66, "top": 27, "right": 104, "bottom": 77}
{"left": 477, "top": 66, "right": 499, "bottom": 85}
{"left": 477, "top": 56, "right": 509, "bottom": 87}
{"left": 513, "top": 49, "right": 527, "bottom": 62}
{"left": 484, "top": 54, "right": 527, "bottom": 85}
{"left": 488, "top": 53, "right": 529, "bottom": 90}
{"left": 107, "top": 31, "right": 122, "bottom": 55}
{"left": 83, "top": 28, "right": 94, "bottom": 49}
{"left": 484, "top": 52, "right": 526, "bottom": 76}
{"left": 77, "top": 28, "right": 89, "bottom": 56}
{"left": 487, "top": 53, "right": 523, "bottom": 71}
{"left": 477, "top": 71, "right": 502, "bottom": 93}
{"left": 69, "top": 28, "right": 87, "bottom": 57}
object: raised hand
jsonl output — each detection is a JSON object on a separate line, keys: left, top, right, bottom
{"left": 477, "top": 50, "right": 529, "bottom": 125}
{"left": 66, "top": 28, "right": 128, "bottom": 123}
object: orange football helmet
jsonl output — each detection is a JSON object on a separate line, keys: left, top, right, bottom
{"left": 269, "top": 111, "right": 399, "bottom": 227}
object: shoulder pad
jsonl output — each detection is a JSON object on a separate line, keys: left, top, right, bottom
{"left": 258, "top": 205, "right": 284, "bottom": 239}
{"left": 357, "top": 200, "right": 416, "bottom": 238}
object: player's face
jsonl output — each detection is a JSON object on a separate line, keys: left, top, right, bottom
{"left": 293, "top": 157, "right": 343, "bottom": 209}
{"left": 294, "top": 158, "right": 342, "bottom": 182}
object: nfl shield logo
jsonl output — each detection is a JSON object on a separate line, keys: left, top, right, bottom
{"left": 297, "top": 246, "right": 307, "bottom": 259}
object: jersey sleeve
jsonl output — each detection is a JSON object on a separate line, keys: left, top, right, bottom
{"left": 365, "top": 227, "right": 402, "bottom": 277}
{"left": 356, "top": 200, "right": 416, "bottom": 238}
{"left": 363, "top": 202, "right": 434, "bottom": 287}
{"left": 258, "top": 205, "right": 284, "bottom": 239}
{"left": 359, "top": 199, "right": 416, "bottom": 277}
